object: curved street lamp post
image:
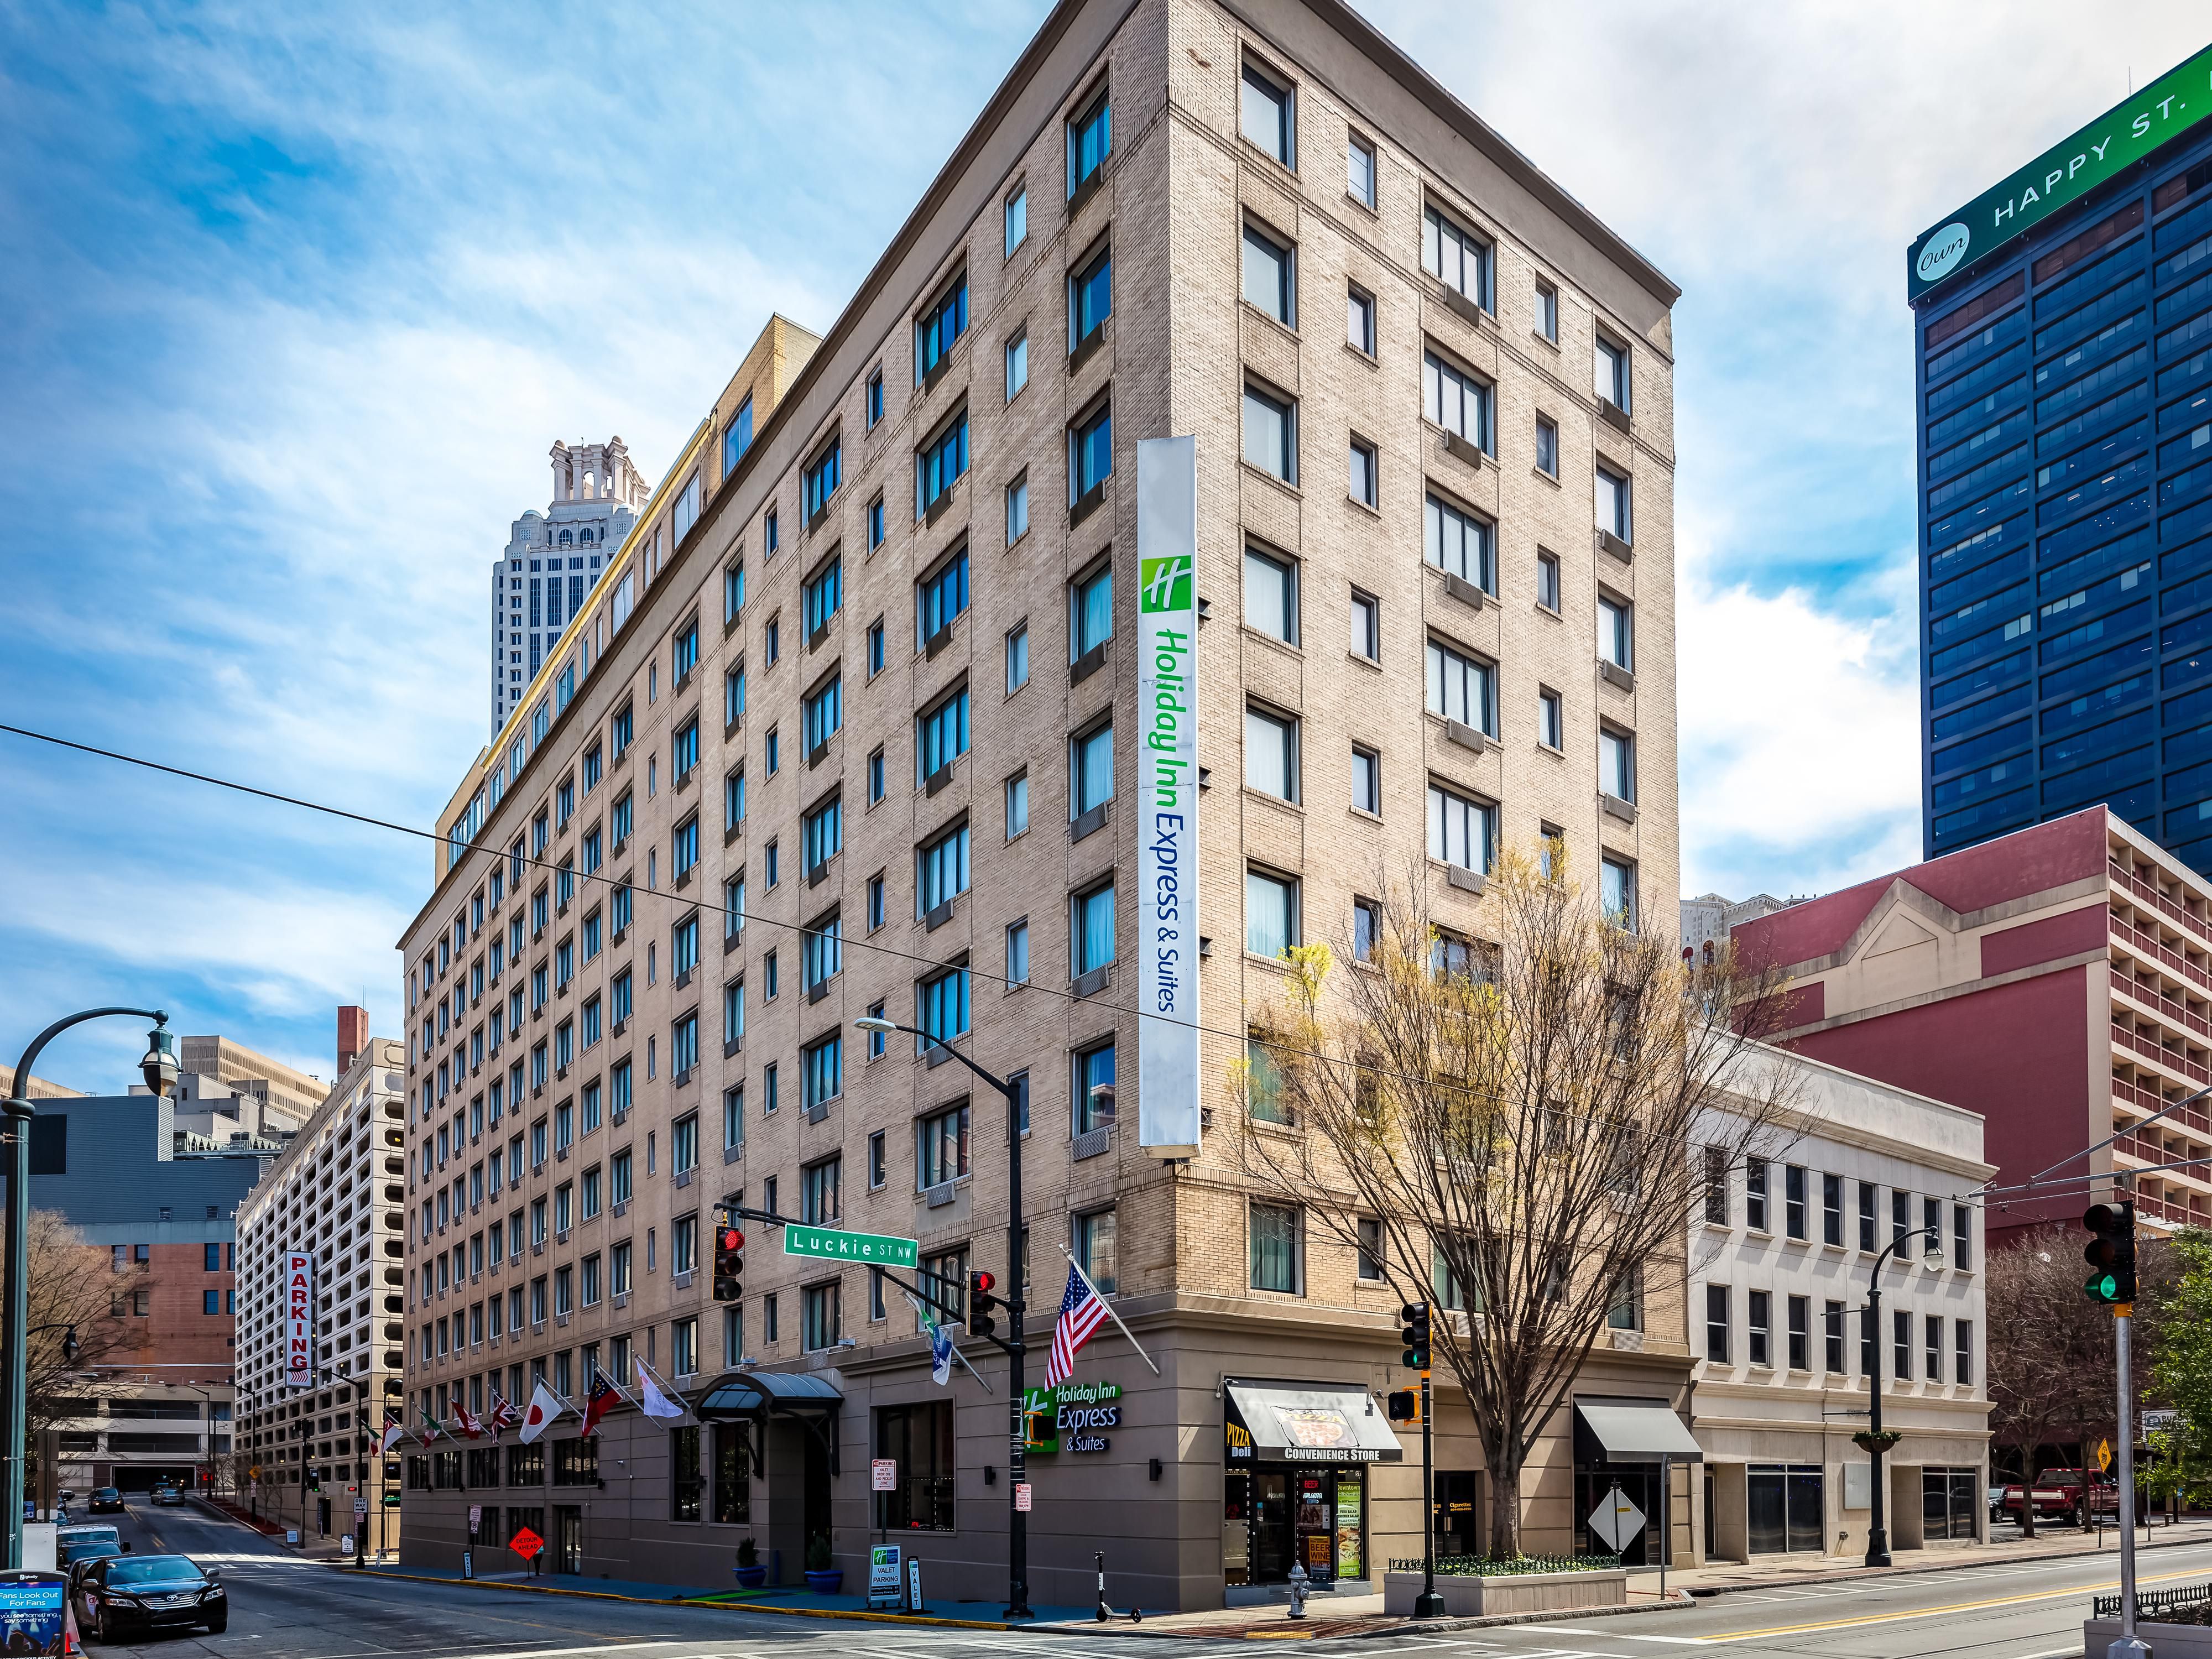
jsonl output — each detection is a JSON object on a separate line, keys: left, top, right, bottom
{"left": 1860, "top": 1225, "right": 1947, "bottom": 1568}
{"left": 4, "top": 1008, "right": 175, "bottom": 1568}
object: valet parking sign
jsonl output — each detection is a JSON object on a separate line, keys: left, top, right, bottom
{"left": 1136, "top": 436, "right": 1201, "bottom": 1158}
{"left": 284, "top": 1250, "right": 315, "bottom": 1389}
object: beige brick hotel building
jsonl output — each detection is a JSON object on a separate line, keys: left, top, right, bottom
{"left": 397, "top": 0, "right": 1686, "bottom": 1609}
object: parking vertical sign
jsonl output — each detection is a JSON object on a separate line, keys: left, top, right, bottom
{"left": 284, "top": 1251, "right": 315, "bottom": 1389}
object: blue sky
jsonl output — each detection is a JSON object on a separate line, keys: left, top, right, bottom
{"left": 2, "top": 0, "right": 2205, "bottom": 1085}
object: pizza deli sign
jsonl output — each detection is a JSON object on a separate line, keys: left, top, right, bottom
{"left": 284, "top": 1250, "right": 315, "bottom": 1389}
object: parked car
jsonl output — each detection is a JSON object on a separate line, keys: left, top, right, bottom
{"left": 56, "top": 1525, "right": 121, "bottom": 1550}
{"left": 73, "top": 1553, "right": 226, "bottom": 1641}
{"left": 87, "top": 1488, "right": 123, "bottom": 1515}
{"left": 1988, "top": 1484, "right": 2008, "bottom": 1523}
{"left": 2000, "top": 1467, "right": 2121, "bottom": 1524}
{"left": 60, "top": 1541, "right": 125, "bottom": 1582}
{"left": 150, "top": 1484, "right": 183, "bottom": 1507}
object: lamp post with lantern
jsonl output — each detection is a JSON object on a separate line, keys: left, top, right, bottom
{"left": 1858, "top": 1225, "right": 1948, "bottom": 1567}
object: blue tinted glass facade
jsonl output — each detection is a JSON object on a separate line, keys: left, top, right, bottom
{"left": 1918, "top": 126, "right": 2212, "bottom": 874}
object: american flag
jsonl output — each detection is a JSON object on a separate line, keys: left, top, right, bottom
{"left": 1046, "top": 1263, "right": 1110, "bottom": 1386}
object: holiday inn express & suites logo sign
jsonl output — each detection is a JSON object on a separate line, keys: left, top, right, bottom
{"left": 1140, "top": 553, "right": 1192, "bottom": 613}
{"left": 1907, "top": 40, "right": 2212, "bottom": 303}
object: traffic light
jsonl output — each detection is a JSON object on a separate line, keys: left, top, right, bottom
{"left": 1400, "top": 1302, "right": 1433, "bottom": 1370}
{"left": 968, "top": 1270, "right": 1000, "bottom": 1339}
{"left": 713, "top": 1224, "right": 744, "bottom": 1302}
{"left": 1386, "top": 1389, "right": 1418, "bottom": 1423}
{"left": 2083, "top": 1201, "right": 2138, "bottom": 1306}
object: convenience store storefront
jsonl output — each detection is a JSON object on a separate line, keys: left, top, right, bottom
{"left": 1222, "top": 1380, "right": 1403, "bottom": 1597}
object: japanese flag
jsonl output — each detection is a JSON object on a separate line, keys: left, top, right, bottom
{"left": 517, "top": 1379, "right": 567, "bottom": 1444}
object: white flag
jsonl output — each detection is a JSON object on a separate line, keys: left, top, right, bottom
{"left": 635, "top": 1357, "right": 690, "bottom": 1421}
{"left": 518, "top": 1379, "right": 567, "bottom": 1444}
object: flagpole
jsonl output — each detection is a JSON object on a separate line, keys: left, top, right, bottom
{"left": 901, "top": 1293, "right": 995, "bottom": 1392}
{"left": 1057, "top": 1246, "right": 1160, "bottom": 1376}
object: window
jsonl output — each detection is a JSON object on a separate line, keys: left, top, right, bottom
{"left": 804, "top": 1035, "right": 843, "bottom": 1113}
{"left": 1350, "top": 745, "right": 1380, "bottom": 815}
{"left": 916, "top": 274, "right": 968, "bottom": 384}
{"left": 804, "top": 556, "right": 842, "bottom": 639}
{"left": 868, "top": 749, "right": 885, "bottom": 805}
{"left": 1239, "top": 62, "right": 1292, "bottom": 164}
{"left": 1348, "top": 436, "right": 1378, "bottom": 507}
{"left": 1428, "top": 782, "right": 1494, "bottom": 874}
{"left": 1423, "top": 205, "right": 1491, "bottom": 309}
{"left": 802, "top": 912, "right": 841, "bottom": 992}
{"left": 1534, "top": 279, "right": 1558, "bottom": 342}
{"left": 1595, "top": 465, "right": 1632, "bottom": 542}
{"left": 1425, "top": 493, "right": 1493, "bottom": 591}
{"left": 1601, "top": 857, "right": 1637, "bottom": 930}
{"left": 804, "top": 676, "right": 842, "bottom": 755}
{"left": 1747, "top": 1290, "right": 1771, "bottom": 1366}
{"left": 1786, "top": 1295, "right": 1810, "bottom": 1371}
{"left": 1347, "top": 286, "right": 1375, "bottom": 354}
{"left": 1071, "top": 401, "right": 1113, "bottom": 500}
{"left": 1744, "top": 1159, "right": 1769, "bottom": 1230}
{"left": 1425, "top": 351, "right": 1491, "bottom": 451}
{"left": 918, "top": 820, "right": 971, "bottom": 913}
{"left": 1858, "top": 1182, "right": 1878, "bottom": 1252}
{"left": 917, "top": 685, "right": 971, "bottom": 782}
{"left": 672, "top": 815, "right": 700, "bottom": 879}
{"left": 1350, "top": 589, "right": 1379, "bottom": 660}
{"left": 1250, "top": 1203, "right": 1300, "bottom": 1292}
{"left": 803, "top": 437, "right": 841, "bottom": 520}
{"left": 1825, "top": 1300, "right": 1846, "bottom": 1373}
{"left": 1075, "top": 1040, "right": 1115, "bottom": 1132}
{"left": 917, "top": 964, "right": 970, "bottom": 1051}
{"left": 1004, "top": 184, "right": 1027, "bottom": 255}
{"left": 1595, "top": 334, "right": 1630, "bottom": 414}
{"left": 1535, "top": 415, "right": 1559, "bottom": 477}
{"left": 1005, "top": 623, "right": 1029, "bottom": 693}
{"left": 1426, "top": 637, "right": 1495, "bottom": 732}
{"left": 1006, "top": 919, "right": 1030, "bottom": 984}
{"left": 1925, "top": 1314, "right": 1944, "bottom": 1383}
{"left": 1955, "top": 1319, "right": 1974, "bottom": 1385}
{"left": 1241, "top": 224, "right": 1292, "bottom": 324}
{"left": 1241, "top": 382, "right": 1294, "bottom": 481}
{"left": 1070, "top": 241, "right": 1112, "bottom": 349}
{"left": 1537, "top": 550, "right": 1561, "bottom": 612}
{"left": 1609, "top": 1268, "right": 1643, "bottom": 1332}
{"left": 764, "top": 508, "right": 779, "bottom": 555}
{"left": 916, "top": 411, "right": 970, "bottom": 515}
{"left": 917, "top": 1102, "right": 970, "bottom": 1189}
{"left": 1244, "top": 547, "right": 1296, "bottom": 642}
{"left": 1245, "top": 705, "right": 1297, "bottom": 801}
{"left": 1067, "top": 87, "right": 1111, "bottom": 196}
{"left": 1246, "top": 868, "right": 1297, "bottom": 959}
{"left": 1071, "top": 722, "right": 1113, "bottom": 816}
{"left": 1074, "top": 883, "right": 1116, "bottom": 975}
{"left": 1705, "top": 1285, "right": 1730, "bottom": 1363}
{"left": 1353, "top": 898, "right": 1380, "bottom": 962}
{"left": 799, "top": 1154, "right": 842, "bottom": 1225}
{"left": 672, "top": 472, "right": 701, "bottom": 543}
{"left": 865, "top": 369, "right": 883, "bottom": 431}
{"left": 1005, "top": 331, "right": 1028, "bottom": 399}
{"left": 1006, "top": 474, "right": 1030, "bottom": 544}
{"left": 1071, "top": 565, "right": 1112, "bottom": 659}
{"left": 1600, "top": 728, "right": 1635, "bottom": 803}
{"left": 868, "top": 493, "right": 885, "bottom": 551}
{"left": 1599, "top": 594, "right": 1633, "bottom": 669}
{"left": 1783, "top": 1166, "right": 1807, "bottom": 1239}
{"left": 917, "top": 546, "right": 969, "bottom": 646}
{"left": 867, "top": 873, "right": 885, "bottom": 929}
{"left": 1954, "top": 1203, "right": 1973, "bottom": 1270}
{"left": 724, "top": 395, "right": 754, "bottom": 473}
{"left": 1347, "top": 133, "right": 1376, "bottom": 208}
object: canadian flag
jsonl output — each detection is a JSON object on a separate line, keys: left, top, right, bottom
{"left": 517, "top": 1379, "right": 568, "bottom": 1445}
{"left": 453, "top": 1405, "right": 484, "bottom": 1441}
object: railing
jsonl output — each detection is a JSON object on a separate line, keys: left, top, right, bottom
{"left": 2115, "top": 975, "right": 2212, "bottom": 1040}
{"left": 2111, "top": 909, "right": 2212, "bottom": 995}
{"left": 2112, "top": 1074, "right": 2212, "bottom": 1133}
{"left": 2112, "top": 1021, "right": 2212, "bottom": 1086}
{"left": 2095, "top": 1579, "right": 2212, "bottom": 1620}
{"left": 2112, "top": 858, "right": 2209, "bottom": 945}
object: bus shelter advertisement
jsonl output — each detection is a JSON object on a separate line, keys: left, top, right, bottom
{"left": 1136, "top": 436, "right": 1200, "bottom": 1157}
{"left": 0, "top": 1573, "right": 73, "bottom": 1654}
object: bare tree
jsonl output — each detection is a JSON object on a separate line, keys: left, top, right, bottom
{"left": 1232, "top": 852, "right": 1801, "bottom": 1559}
{"left": 10, "top": 1211, "right": 137, "bottom": 1437}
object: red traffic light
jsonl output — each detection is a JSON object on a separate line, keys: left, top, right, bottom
{"left": 719, "top": 1227, "right": 743, "bottom": 1251}
{"left": 973, "top": 1270, "right": 996, "bottom": 1295}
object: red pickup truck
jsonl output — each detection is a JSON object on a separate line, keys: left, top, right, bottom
{"left": 2001, "top": 1468, "right": 2121, "bottom": 1524}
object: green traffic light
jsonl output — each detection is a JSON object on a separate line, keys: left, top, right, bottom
{"left": 2086, "top": 1271, "right": 2120, "bottom": 1303}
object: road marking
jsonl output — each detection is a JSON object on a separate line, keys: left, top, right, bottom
{"left": 1706, "top": 1561, "right": 2209, "bottom": 1642}
{"left": 1516, "top": 1631, "right": 1712, "bottom": 1646}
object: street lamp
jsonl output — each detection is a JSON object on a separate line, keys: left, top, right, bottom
{"left": 4, "top": 1007, "right": 172, "bottom": 1568}
{"left": 853, "top": 1015, "right": 1033, "bottom": 1620}
{"left": 1858, "top": 1226, "right": 1948, "bottom": 1568}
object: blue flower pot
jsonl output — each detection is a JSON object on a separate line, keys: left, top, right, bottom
{"left": 804, "top": 1568, "right": 843, "bottom": 1594}
{"left": 733, "top": 1564, "right": 768, "bottom": 1589}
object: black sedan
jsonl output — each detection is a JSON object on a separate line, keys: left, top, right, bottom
{"left": 73, "top": 1554, "right": 226, "bottom": 1640}
{"left": 87, "top": 1488, "right": 123, "bottom": 1514}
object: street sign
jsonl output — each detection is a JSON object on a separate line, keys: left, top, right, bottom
{"left": 870, "top": 1458, "right": 898, "bottom": 1493}
{"left": 248, "top": 1467, "right": 261, "bottom": 1481}
{"left": 468, "top": 1504, "right": 482, "bottom": 1532}
{"left": 2098, "top": 1438, "right": 2114, "bottom": 1473}
{"left": 907, "top": 1557, "right": 924, "bottom": 1614}
{"left": 1014, "top": 1482, "right": 1033, "bottom": 1512}
{"left": 354, "top": 1498, "right": 368, "bottom": 1517}
{"left": 2145, "top": 1410, "right": 2182, "bottom": 1435}
{"left": 1586, "top": 1486, "right": 1646, "bottom": 1553}
{"left": 509, "top": 1526, "right": 544, "bottom": 1561}
{"left": 782, "top": 1223, "right": 917, "bottom": 1267}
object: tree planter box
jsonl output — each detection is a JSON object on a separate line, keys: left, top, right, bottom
{"left": 2088, "top": 1617, "right": 2212, "bottom": 1655}
{"left": 1384, "top": 1568, "right": 1627, "bottom": 1618}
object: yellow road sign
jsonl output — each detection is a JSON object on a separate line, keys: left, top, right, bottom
{"left": 2097, "top": 1437, "right": 2114, "bottom": 1472}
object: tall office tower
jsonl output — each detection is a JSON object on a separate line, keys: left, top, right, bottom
{"left": 405, "top": 0, "right": 1681, "bottom": 1600}
{"left": 493, "top": 440, "right": 653, "bottom": 734}
{"left": 1909, "top": 44, "right": 2212, "bottom": 870}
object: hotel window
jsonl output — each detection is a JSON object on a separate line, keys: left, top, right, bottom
{"left": 1071, "top": 565, "right": 1112, "bottom": 659}
{"left": 1425, "top": 492, "right": 1494, "bottom": 591}
{"left": 1424, "top": 350, "right": 1491, "bottom": 452}
{"left": 804, "top": 1035, "right": 843, "bottom": 1112}
{"left": 1071, "top": 722, "right": 1114, "bottom": 817}
{"left": 1535, "top": 415, "right": 1559, "bottom": 477}
{"left": 1349, "top": 436, "right": 1378, "bottom": 507}
{"left": 867, "top": 493, "right": 885, "bottom": 551}
{"left": 1426, "top": 781, "right": 1494, "bottom": 875}
{"left": 1070, "top": 241, "right": 1111, "bottom": 350}
{"left": 804, "top": 676, "right": 843, "bottom": 757}
{"left": 1006, "top": 474, "right": 1030, "bottom": 544}
{"left": 917, "top": 545, "right": 970, "bottom": 647}
{"left": 916, "top": 410, "right": 970, "bottom": 517}
{"left": 1351, "top": 745, "right": 1380, "bottom": 815}
{"left": 918, "top": 820, "right": 971, "bottom": 914}
{"left": 868, "top": 749, "right": 885, "bottom": 805}
{"left": 1073, "top": 883, "right": 1117, "bottom": 976}
{"left": 1353, "top": 898, "right": 1380, "bottom": 963}
{"left": 1535, "top": 279, "right": 1558, "bottom": 341}
{"left": 1239, "top": 61, "right": 1292, "bottom": 165}
{"left": 917, "top": 1102, "right": 970, "bottom": 1190}
{"left": 1595, "top": 465, "right": 1632, "bottom": 542}
{"left": 801, "top": 1282, "right": 841, "bottom": 1353}
{"left": 1005, "top": 623, "right": 1029, "bottom": 693}
{"left": 916, "top": 684, "right": 971, "bottom": 783}
{"left": 864, "top": 368, "right": 883, "bottom": 430}
{"left": 1347, "top": 285, "right": 1375, "bottom": 354}
{"left": 1244, "top": 547, "right": 1296, "bottom": 643}
{"left": 802, "top": 912, "right": 841, "bottom": 993}
{"left": 1426, "top": 637, "right": 1495, "bottom": 734}
{"left": 724, "top": 397, "right": 754, "bottom": 473}
{"left": 1067, "top": 86, "right": 1110, "bottom": 198}
{"left": 1350, "top": 589, "right": 1379, "bottom": 660}
{"left": 1423, "top": 205, "right": 1491, "bottom": 310}
{"left": 1347, "top": 133, "right": 1376, "bottom": 208}
{"left": 1005, "top": 331, "right": 1028, "bottom": 400}
{"left": 804, "top": 555, "right": 842, "bottom": 639}
{"left": 918, "top": 966, "right": 971, "bottom": 1049}
{"left": 1538, "top": 688, "right": 1563, "bottom": 750}
{"left": 1600, "top": 594, "right": 1634, "bottom": 669}
{"left": 1246, "top": 868, "right": 1297, "bottom": 960}
{"left": 916, "top": 272, "right": 968, "bottom": 384}
{"left": 867, "top": 873, "right": 885, "bottom": 930}
{"left": 1241, "top": 223, "right": 1293, "bottom": 324}
{"left": 1601, "top": 857, "right": 1637, "bottom": 931}
{"left": 1070, "top": 400, "right": 1113, "bottom": 502}
{"left": 1006, "top": 920, "right": 1030, "bottom": 985}
{"left": 1595, "top": 333, "right": 1631, "bottom": 414}
{"left": 1600, "top": 728, "right": 1635, "bottom": 804}
{"left": 764, "top": 508, "right": 778, "bottom": 555}
{"left": 1004, "top": 183, "right": 1027, "bottom": 255}
{"left": 1249, "top": 1203, "right": 1301, "bottom": 1293}
{"left": 803, "top": 437, "right": 841, "bottom": 521}
{"left": 1241, "top": 382, "right": 1295, "bottom": 481}
{"left": 800, "top": 1154, "right": 842, "bottom": 1225}
{"left": 1245, "top": 705, "right": 1297, "bottom": 802}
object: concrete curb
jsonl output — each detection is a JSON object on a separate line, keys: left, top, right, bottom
{"left": 1020, "top": 1593, "right": 1698, "bottom": 1640}
{"left": 1678, "top": 1525, "right": 2212, "bottom": 1600}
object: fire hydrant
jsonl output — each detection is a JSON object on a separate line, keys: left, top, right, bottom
{"left": 1286, "top": 1561, "right": 1310, "bottom": 1620}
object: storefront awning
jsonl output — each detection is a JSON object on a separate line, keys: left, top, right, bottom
{"left": 1575, "top": 1399, "right": 1702, "bottom": 1462}
{"left": 693, "top": 1369, "right": 842, "bottom": 1418}
{"left": 1225, "top": 1383, "right": 1404, "bottom": 1464}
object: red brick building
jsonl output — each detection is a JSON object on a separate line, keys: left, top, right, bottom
{"left": 1733, "top": 807, "right": 2211, "bottom": 1245}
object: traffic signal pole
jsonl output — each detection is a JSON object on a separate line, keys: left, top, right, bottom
{"left": 1417, "top": 1366, "right": 1441, "bottom": 1619}
{"left": 2115, "top": 1306, "right": 2143, "bottom": 1657}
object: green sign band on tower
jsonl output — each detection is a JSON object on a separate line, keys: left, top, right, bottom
{"left": 781, "top": 1223, "right": 918, "bottom": 1268}
{"left": 1906, "top": 40, "right": 2212, "bottom": 303}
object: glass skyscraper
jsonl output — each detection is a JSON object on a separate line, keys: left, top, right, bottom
{"left": 1912, "top": 46, "right": 2212, "bottom": 870}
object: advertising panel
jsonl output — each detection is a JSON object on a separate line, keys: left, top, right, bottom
{"left": 284, "top": 1250, "right": 315, "bottom": 1389}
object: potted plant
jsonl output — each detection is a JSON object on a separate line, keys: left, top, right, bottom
{"left": 1851, "top": 1430, "right": 1902, "bottom": 1456}
{"left": 803, "top": 1534, "right": 842, "bottom": 1594}
{"left": 733, "top": 1537, "right": 768, "bottom": 1590}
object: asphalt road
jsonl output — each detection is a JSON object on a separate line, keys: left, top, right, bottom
{"left": 67, "top": 1498, "right": 2212, "bottom": 1659}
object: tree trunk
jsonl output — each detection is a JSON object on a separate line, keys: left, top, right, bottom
{"left": 1486, "top": 1448, "right": 1522, "bottom": 1561}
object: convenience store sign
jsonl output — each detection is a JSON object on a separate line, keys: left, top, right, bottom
{"left": 1908, "top": 41, "right": 2212, "bottom": 302}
